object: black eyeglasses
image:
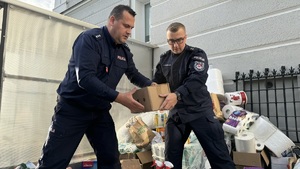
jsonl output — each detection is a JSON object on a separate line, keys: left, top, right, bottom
{"left": 167, "top": 37, "right": 185, "bottom": 45}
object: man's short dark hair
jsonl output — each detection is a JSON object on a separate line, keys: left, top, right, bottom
{"left": 109, "top": 5, "right": 136, "bottom": 20}
{"left": 167, "top": 22, "right": 186, "bottom": 32}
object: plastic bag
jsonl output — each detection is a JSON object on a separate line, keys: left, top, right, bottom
{"left": 14, "top": 161, "right": 36, "bottom": 169}
{"left": 128, "top": 116, "right": 155, "bottom": 149}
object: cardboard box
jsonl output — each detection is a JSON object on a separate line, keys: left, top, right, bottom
{"left": 119, "top": 151, "right": 153, "bottom": 169}
{"left": 271, "top": 156, "right": 291, "bottom": 169}
{"left": 133, "top": 83, "right": 170, "bottom": 112}
{"left": 121, "top": 159, "right": 141, "bottom": 169}
{"left": 233, "top": 150, "right": 269, "bottom": 168}
{"left": 235, "top": 167, "right": 263, "bottom": 169}
{"left": 82, "top": 151, "right": 153, "bottom": 169}
{"left": 136, "top": 151, "right": 153, "bottom": 169}
{"left": 119, "top": 153, "right": 136, "bottom": 160}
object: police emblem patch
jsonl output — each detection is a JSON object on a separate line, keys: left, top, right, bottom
{"left": 194, "top": 61, "right": 205, "bottom": 71}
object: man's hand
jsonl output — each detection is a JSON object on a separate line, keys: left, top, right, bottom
{"left": 151, "top": 82, "right": 158, "bottom": 86}
{"left": 159, "top": 93, "right": 177, "bottom": 110}
{"left": 115, "top": 87, "right": 145, "bottom": 113}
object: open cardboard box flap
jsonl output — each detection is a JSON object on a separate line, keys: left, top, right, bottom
{"left": 136, "top": 151, "right": 153, "bottom": 169}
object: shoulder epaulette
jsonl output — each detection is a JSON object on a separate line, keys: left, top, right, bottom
{"left": 122, "top": 43, "right": 131, "bottom": 51}
{"left": 187, "top": 45, "right": 204, "bottom": 53}
{"left": 82, "top": 28, "right": 103, "bottom": 40}
{"left": 94, "top": 34, "right": 102, "bottom": 39}
{"left": 161, "top": 50, "right": 171, "bottom": 57}
{"left": 92, "top": 34, "right": 103, "bottom": 41}
{"left": 186, "top": 45, "right": 196, "bottom": 51}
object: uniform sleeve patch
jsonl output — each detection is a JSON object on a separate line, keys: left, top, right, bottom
{"left": 193, "top": 56, "right": 205, "bottom": 62}
{"left": 194, "top": 61, "right": 205, "bottom": 71}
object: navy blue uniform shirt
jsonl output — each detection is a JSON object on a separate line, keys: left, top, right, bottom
{"left": 57, "top": 26, "right": 152, "bottom": 110}
{"left": 153, "top": 45, "right": 213, "bottom": 123}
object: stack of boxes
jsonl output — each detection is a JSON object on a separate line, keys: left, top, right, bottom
{"left": 83, "top": 82, "right": 298, "bottom": 169}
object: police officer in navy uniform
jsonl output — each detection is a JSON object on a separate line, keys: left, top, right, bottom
{"left": 36, "top": 5, "right": 153, "bottom": 169}
{"left": 153, "top": 22, "right": 235, "bottom": 169}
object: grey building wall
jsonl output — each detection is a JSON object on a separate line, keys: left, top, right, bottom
{"left": 150, "top": 0, "right": 300, "bottom": 91}
{"left": 54, "top": 0, "right": 130, "bottom": 26}
{"left": 54, "top": 0, "right": 149, "bottom": 42}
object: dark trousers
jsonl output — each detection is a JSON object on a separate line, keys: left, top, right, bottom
{"left": 165, "top": 112, "right": 235, "bottom": 169}
{"left": 36, "top": 98, "right": 121, "bottom": 169}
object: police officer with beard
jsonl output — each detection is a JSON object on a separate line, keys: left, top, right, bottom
{"left": 152, "top": 22, "right": 235, "bottom": 169}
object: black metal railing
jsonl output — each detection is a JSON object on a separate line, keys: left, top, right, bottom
{"left": 234, "top": 65, "right": 300, "bottom": 143}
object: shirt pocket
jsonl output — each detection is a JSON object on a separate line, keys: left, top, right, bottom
{"left": 97, "top": 56, "right": 110, "bottom": 82}
{"left": 110, "top": 59, "right": 128, "bottom": 84}
{"left": 162, "top": 64, "right": 171, "bottom": 78}
{"left": 115, "top": 58, "right": 128, "bottom": 69}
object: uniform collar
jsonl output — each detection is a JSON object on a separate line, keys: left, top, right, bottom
{"left": 172, "top": 45, "right": 187, "bottom": 57}
{"left": 103, "top": 26, "right": 122, "bottom": 48}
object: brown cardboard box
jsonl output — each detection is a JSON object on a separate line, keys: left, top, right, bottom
{"left": 136, "top": 151, "right": 153, "bottom": 169}
{"left": 233, "top": 150, "right": 269, "bottom": 168}
{"left": 235, "top": 166, "right": 264, "bottom": 169}
{"left": 119, "top": 151, "right": 153, "bottom": 169}
{"left": 133, "top": 83, "right": 170, "bottom": 112}
{"left": 119, "top": 153, "right": 136, "bottom": 160}
{"left": 121, "top": 159, "right": 141, "bottom": 169}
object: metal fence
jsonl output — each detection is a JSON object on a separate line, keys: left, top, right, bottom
{"left": 234, "top": 65, "right": 300, "bottom": 143}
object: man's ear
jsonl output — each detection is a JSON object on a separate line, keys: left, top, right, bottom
{"left": 108, "top": 15, "right": 115, "bottom": 26}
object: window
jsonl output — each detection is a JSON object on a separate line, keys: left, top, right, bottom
{"left": 131, "top": 0, "right": 150, "bottom": 42}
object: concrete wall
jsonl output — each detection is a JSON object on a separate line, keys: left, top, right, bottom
{"left": 150, "top": 0, "right": 300, "bottom": 91}
{"left": 56, "top": 0, "right": 130, "bottom": 26}
{"left": 54, "top": 0, "right": 149, "bottom": 42}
